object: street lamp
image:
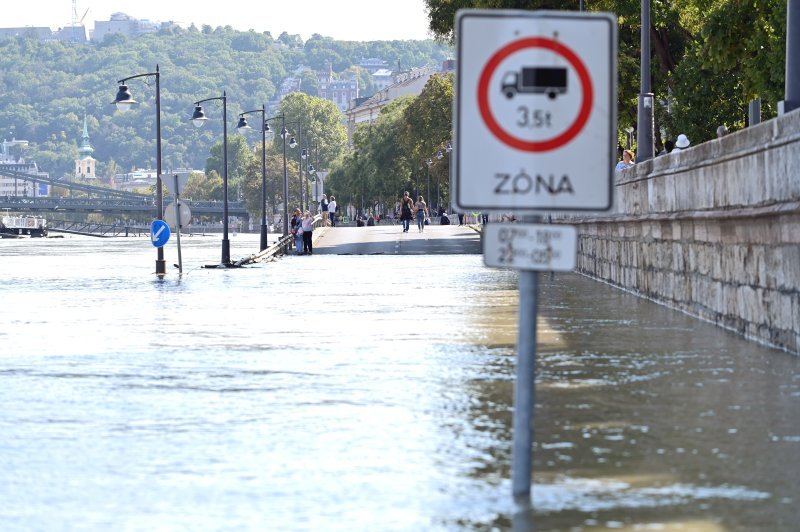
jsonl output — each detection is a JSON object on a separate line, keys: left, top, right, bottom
{"left": 112, "top": 65, "right": 165, "bottom": 275}
{"left": 426, "top": 158, "right": 433, "bottom": 204}
{"left": 637, "top": 0, "right": 655, "bottom": 161}
{"left": 264, "top": 115, "right": 296, "bottom": 236}
{"left": 301, "top": 145, "right": 310, "bottom": 212}
{"left": 237, "top": 105, "right": 269, "bottom": 251}
{"left": 191, "top": 92, "right": 230, "bottom": 265}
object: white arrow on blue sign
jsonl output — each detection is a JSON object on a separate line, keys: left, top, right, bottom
{"left": 150, "top": 219, "right": 171, "bottom": 248}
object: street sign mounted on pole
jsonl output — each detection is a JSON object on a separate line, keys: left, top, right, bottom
{"left": 483, "top": 223, "right": 577, "bottom": 271}
{"left": 453, "top": 10, "right": 617, "bottom": 213}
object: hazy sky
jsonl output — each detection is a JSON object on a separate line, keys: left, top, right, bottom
{"left": 4, "top": 0, "right": 434, "bottom": 41}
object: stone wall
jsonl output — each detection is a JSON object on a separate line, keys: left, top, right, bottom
{"left": 564, "top": 110, "right": 800, "bottom": 354}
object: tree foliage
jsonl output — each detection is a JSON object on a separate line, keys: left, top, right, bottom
{"left": 423, "top": 0, "right": 789, "bottom": 149}
{"left": 0, "top": 28, "right": 451, "bottom": 181}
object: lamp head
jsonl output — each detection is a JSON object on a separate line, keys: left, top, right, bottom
{"left": 113, "top": 84, "right": 137, "bottom": 113}
{"left": 289, "top": 136, "right": 297, "bottom": 149}
{"left": 436, "top": 150, "right": 443, "bottom": 160}
{"left": 191, "top": 105, "right": 208, "bottom": 128}
{"left": 308, "top": 164, "right": 315, "bottom": 173}
{"left": 301, "top": 148, "right": 307, "bottom": 159}
{"left": 426, "top": 158, "right": 432, "bottom": 166}
{"left": 446, "top": 141, "right": 452, "bottom": 153}
{"left": 236, "top": 115, "right": 251, "bottom": 130}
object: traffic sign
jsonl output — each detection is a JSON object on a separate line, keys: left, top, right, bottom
{"left": 164, "top": 201, "right": 192, "bottom": 230}
{"left": 453, "top": 10, "right": 617, "bottom": 212}
{"left": 483, "top": 223, "right": 577, "bottom": 271}
{"left": 150, "top": 219, "right": 171, "bottom": 248}
{"left": 165, "top": 174, "right": 190, "bottom": 195}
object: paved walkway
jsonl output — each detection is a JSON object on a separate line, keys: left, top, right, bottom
{"left": 308, "top": 223, "right": 481, "bottom": 255}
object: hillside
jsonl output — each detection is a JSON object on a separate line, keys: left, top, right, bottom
{"left": 0, "top": 26, "right": 451, "bottom": 178}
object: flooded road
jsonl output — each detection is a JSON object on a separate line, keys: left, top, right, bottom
{"left": 0, "top": 234, "right": 797, "bottom": 530}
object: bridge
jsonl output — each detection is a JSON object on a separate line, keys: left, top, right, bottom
{"left": 0, "top": 165, "right": 248, "bottom": 221}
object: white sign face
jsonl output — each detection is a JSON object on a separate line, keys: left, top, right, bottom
{"left": 165, "top": 174, "right": 190, "bottom": 195}
{"left": 453, "top": 10, "right": 617, "bottom": 212}
{"left": 483, "top": 223, "right": 577, "bottom": 271}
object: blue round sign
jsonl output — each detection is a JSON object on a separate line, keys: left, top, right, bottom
{"left": 150, "top": 219, "right": 171, "bottom": 248}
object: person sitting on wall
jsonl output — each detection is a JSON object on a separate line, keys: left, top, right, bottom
{"left": 672, "top": 134, "right": 690, "bottom": 152}
{"left": 615, "top": 149, "right": 635, "bottom": 171}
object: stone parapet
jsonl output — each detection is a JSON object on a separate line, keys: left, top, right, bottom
{"left": 563, "top": 110, "right": 800, "bottom": 355}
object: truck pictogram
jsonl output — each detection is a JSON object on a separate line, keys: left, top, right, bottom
{"left": 501, "top": 67, "right": 568, "bottom": 99}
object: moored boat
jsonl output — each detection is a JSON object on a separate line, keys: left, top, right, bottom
{"left": 1, "top": 215, "right": 48, "bottom": 238}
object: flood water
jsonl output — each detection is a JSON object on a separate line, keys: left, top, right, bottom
{"left": 1, "top": 234, "right": 798, "bottom": 531}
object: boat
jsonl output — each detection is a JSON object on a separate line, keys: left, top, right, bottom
{"left": 1, "top": 215, "right": 48, "bottom": 238}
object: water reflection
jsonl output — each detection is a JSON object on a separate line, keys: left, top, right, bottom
{"left": 0, "top": 236, "right": 798, "bottom": 531}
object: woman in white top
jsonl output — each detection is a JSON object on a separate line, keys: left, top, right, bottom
{"left": 327, "top": 196, "right": 337, "bottom": 227}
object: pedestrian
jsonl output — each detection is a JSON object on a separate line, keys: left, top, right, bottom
{"left": 615, "top": 149, "right": 635, "bottom": 171}
{"left": 399, "top": 191, "right": 414, "bottom": 233}
{"left": 328, "top": 195, "right": 337, "bottom": 227}
{"left": 320, "top": 194, "right": 329, "bottom": 226}
{"left": 440, "top": 212, "right": 450, "bottom": 225}
{"left": 414, "top": 195, "right": 429, "bottom": 232}
{"left": 290, "top": 208, "right": 304, "bottom": 254}
{"left": 301, "top": 210, "right": 314, "bottom": 255}
{"left": 672, "top": 134, "right": 690, "bottom": 153}
{"left": 457, "top": 211, "right": 464, "bottom": 226}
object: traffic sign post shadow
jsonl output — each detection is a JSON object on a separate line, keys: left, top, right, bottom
{"left": 456, "top": 9, "right": 618, "bottom": 502}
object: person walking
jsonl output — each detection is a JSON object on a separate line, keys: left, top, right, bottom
{"left": 414, "top": 195, "right": 429, "bottom": 233}
{"left": 328, "top": 195, "right": 337, "bottom": 227}
{"left": 399, "top": 191, "right": 414, "bottom": 233}
{"left": 320, "top": 194, "right": 329, "bottom": 226}
{"left": 301, "top": 210, "right": 314, "bottom": 255}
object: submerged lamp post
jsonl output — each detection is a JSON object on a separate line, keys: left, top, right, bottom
{"left": 191, "top": 92, "right": 230, "bottom": 265}
{"left": 237, "top": 105, "right": 269, "bottom": 251}
{"left": 113, "top": 65, "right": 165, "bottom": 275}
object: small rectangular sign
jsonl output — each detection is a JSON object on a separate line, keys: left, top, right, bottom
{"left": 483, "top": 223, "right": 577, "bottom": 271}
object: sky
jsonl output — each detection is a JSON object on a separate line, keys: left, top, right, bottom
{"left": 3, "top": 0, "right": 434, "bottom": 41}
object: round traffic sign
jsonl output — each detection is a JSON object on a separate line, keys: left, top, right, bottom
{"left": 150, "top": 219, "right": 171, "bottom": 248}
{"left": 477, "top": 37, "right": 593, "bottom": 152}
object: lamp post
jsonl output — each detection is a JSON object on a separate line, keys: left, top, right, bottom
{"left": 426, "top": 158, "right": 432, "bottom": 204}
{"left": 301, "top": 145, "right": 310, "bottom": 212}
{"left": 637, "top": 0, "right": 655, "bottom": 161}
{"left": 264, "top": 115, "right": 296, "bottom": 236}
{"left": 236, "top": 105, "right": 269, "bottom": 251}
{"left": 113, "top": 65, "right": 166, "bottom": 275}
{"left": 191, "top": 92, "right": 230, "bottom": 265}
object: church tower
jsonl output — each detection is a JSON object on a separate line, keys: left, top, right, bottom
{"left": 75, "top": 115, "right": 97, "bottom": 179}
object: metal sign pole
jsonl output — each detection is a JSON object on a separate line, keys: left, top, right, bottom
{"left": 173, "top": 174, "right": 183, "bottom": 274}
{"left": 512, "top": 268, "right": 538, "bottom": 499}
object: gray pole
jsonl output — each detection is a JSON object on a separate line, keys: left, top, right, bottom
{"left": 260, "top": 105, "right": 268, "bottom": 251}
{"left": 637, "top": 0, "right": 655, "bottom": 160}
{"left": 282, "top": 116, "right": 289, "bottom": 237}
{"left": 221, "top": 91, "right": 230, "bottom": 265}
{"left": 786, "top": 0, "right": 800, "bottom": 112}
{"left": 173, "top": 174, "right": 183, "bottom": 274}
{"left": 512, "top": 269, "right": 539, "bottom": 499}
{"left": 748, "top": 98, "right": 761, "bottom": 126}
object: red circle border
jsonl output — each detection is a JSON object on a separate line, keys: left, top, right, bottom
{"left": 477, "top": 37, "right": 593, "bottom": 152}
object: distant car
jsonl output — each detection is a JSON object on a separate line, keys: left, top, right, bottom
{"left": 501, "top": 67, "right": 568, "bottom": 99}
